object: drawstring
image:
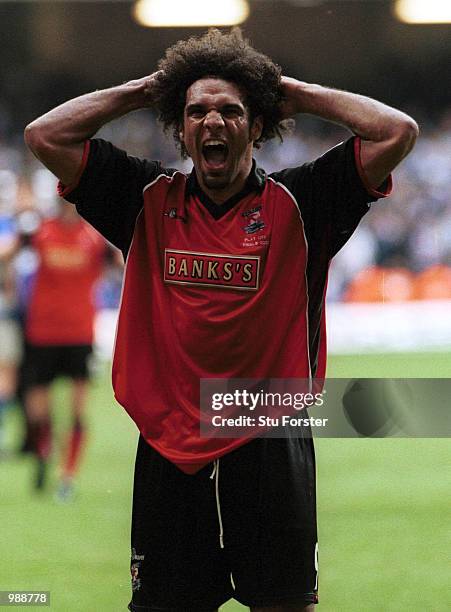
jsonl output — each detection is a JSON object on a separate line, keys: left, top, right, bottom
{"left": 210, "top": 459, "right": 224, "bottom": 549}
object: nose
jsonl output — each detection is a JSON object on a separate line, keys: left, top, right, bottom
{"left": 203, "top": 109, "right": 225, "bottom": 129}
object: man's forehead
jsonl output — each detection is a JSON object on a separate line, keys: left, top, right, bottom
{"left": 185, "top": 77, "right": 246, "bottom": 107}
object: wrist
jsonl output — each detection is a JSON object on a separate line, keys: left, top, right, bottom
{"left": 280, "top": 77, "right": 322, "bottom": 117}
{"left": 115, "top": 80, "right": 149, "bottom": 112}
{"left": 292, "top": 82, "right": 323, "bottom": 115}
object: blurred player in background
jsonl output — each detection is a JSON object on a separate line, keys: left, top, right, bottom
{"left": 0, "top": 213, "right": 22, "bottom": 453}
{"left": 24, "top": 28, "right": 417, "bottom": 612}
{"left": 10, "top": 207, "right": 41, "bottom": 455}
{"left": 23, "top": 201, "right": 105, "bottom": 499}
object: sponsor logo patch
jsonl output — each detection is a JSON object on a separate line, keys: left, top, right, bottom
{"left": 164, "top": 249, "right": 260, "bottom": 291}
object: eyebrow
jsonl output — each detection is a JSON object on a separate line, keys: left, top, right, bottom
{"left": 185, "top": 103, "right": 245, "bottom": 113}
{"left": 185, "top": 104, "right": 203, "bottom": 112}
{"left": 222, "top": 104, "right": 244, "bottom": 112}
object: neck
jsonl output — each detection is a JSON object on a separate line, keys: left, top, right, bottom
{"left": 198, "top": 156, "right": 253, "bottom": 205}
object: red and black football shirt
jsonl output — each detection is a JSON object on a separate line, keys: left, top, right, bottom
{"left": 26, "top": 217, "right": 105, "bottom": 345}
{"left": 61, "top": 137, "right": 391, "bottom": 472}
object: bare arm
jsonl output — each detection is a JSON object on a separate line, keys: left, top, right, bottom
{"left": 24, "top": 73, "right": 161, "bottom": 186}
{"left": 280, "top": 77, "right": 419, "bottom": 189}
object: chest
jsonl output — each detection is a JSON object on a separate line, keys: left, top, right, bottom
{"left": 139, "top": 176, "right": 307, "bottom": 292}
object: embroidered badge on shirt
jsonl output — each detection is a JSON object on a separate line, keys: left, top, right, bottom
{"left": 242, "top": 205, "right": 265, "bottom": 234}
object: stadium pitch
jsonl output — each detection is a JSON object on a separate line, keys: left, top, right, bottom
{"left": 0, "top": 352, "right": 449, "bottom": 611}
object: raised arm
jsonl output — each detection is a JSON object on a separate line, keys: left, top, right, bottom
{"left": 280, "top": 77, "right": 419, "bottom": 189}
{"left": 24, "top": 73, "right": 161, "bottom": 187}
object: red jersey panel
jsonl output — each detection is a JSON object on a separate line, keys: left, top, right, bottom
{"left": 113, "top": 172, "right": 311, "bottom": 472}
{"left": 26, "top": 218, "right": 105, "bottom": 345}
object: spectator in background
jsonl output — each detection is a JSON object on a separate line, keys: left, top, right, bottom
{"left": 23, "top": 201, "right": 106, "bottom": 499}
{"left": 0, "top": 212, "right": 22, "bottom": 452}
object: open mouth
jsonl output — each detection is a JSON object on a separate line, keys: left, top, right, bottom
{"left": 202, "top": 141, "right": 229, "bottom": 169}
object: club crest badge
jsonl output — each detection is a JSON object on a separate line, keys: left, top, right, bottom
{"left": 242, "top": 205, "right": 265, "bottom": 234}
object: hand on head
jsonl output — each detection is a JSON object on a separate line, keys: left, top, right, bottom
{"left": 279, "top": 75, "right": 303, "bottom": 120}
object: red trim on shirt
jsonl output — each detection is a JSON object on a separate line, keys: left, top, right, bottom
{"left": 57, "top": 140, "right": 91, "bottom": 198}
{"left": 353, "top": 136, "right": 393, "bottom": 198}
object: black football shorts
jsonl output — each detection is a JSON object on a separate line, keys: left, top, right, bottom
{"left": 23, "top": 344, "right": 92, "bottom": 386}
{"left": 128, "top": 435, "right": 318, "bottom": 611}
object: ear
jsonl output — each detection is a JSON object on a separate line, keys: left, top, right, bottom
{"left": 250, "top": 115, "right": 263, "bottom": 143}
{"left": 179, "top": 127, "right": 185, "bottom": 143}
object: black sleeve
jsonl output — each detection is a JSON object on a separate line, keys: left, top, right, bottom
{"left": 61, "top": 138, "right": 169, "bottom": 254}
{"left": 271, "top": 136, "right": 389, "bottom": 259}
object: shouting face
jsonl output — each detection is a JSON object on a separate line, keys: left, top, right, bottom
{"left": 179, "top": 78, "right": 263, "bottom": 203}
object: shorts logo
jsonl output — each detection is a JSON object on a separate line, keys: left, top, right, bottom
{"left": 164, "top": 249, "right": 260, "bottom": 291}
{"left": 131, "top": 548, "right": 145, "bottom": 592}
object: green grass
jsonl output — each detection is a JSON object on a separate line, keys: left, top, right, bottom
{"left": 328, "top": 351, "right": 450, "bottom": 378}
{"left": 0, "top": 353, "right": 449, "bottom": 611}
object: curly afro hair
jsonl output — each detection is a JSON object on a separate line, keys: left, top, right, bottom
{"left": 151, "top": 28, "right": 286, "bottom": 157}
